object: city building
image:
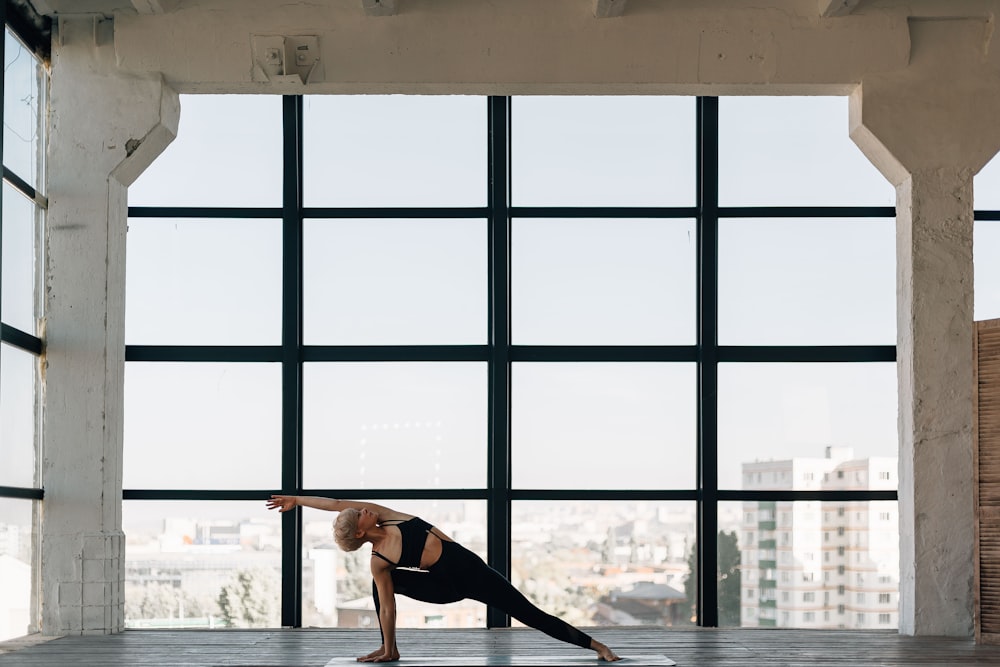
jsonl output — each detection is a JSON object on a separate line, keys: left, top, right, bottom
{"left": 595, "top": 582, "right": 687, "bottom": 626}
{"left": 741, "top": 447, "right": 898, "bottom": 629}
{"left": 336, "top": 596, "right": 486, "bottom": 630}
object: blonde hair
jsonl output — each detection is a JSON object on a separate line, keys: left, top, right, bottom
{"left": 334, "top": 508, "right": 366, "bottom": 552}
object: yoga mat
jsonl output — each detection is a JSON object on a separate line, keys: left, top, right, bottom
{"left": 325, "top": 654, "right": 676, "bottom": 666}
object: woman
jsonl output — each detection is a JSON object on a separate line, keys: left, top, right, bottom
{"left": 266, "top": 495, "right": 621, "bottom": 663}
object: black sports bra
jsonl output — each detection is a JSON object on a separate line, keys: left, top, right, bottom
{"left": 371, "top": 516, "right": 441, "bottom": 569}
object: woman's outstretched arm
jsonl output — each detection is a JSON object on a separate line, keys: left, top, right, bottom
{"left": 266, "top": 495, "right": 410, "bottom": 521}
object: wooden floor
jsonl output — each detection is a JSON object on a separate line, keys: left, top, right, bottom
{"left": 3, "top": 627, "right": 1000, "bottom": 666}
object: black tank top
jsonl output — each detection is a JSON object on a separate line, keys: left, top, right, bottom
{"left": 372, "top": 517, "right": 435, "bottom": 569}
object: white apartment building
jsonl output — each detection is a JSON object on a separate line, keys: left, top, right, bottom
{"left": 740, "top": 447, "right": 898, "bottom": 629}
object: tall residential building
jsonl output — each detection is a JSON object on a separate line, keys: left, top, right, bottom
{"left": 740, "top": 447, "right": 898, "bottom": 629}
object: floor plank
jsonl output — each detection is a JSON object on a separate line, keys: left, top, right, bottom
{"left": 1, "top": 627, "right": 1000, "bottom": 666}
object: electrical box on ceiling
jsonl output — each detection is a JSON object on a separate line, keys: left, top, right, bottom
{"left": 251, "top": 35, "right": 322, "bottom": 85}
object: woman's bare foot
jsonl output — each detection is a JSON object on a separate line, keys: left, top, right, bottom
{"left": 357, "top": 646, "right": 384, "bottom": 662}
{"left": 591, "top": 639, "right": 622, "bottom": 662}
{"left": 357, "top": 645, "right": 400, "bottom": 662}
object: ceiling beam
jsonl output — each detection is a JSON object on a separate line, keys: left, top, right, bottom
{"left": 362, "top": 0, "right": 396, "bottom": 17}
{"left": 819, "top": 0, "right": 863, "bottom": 17}
{"left": 594, "top": 0, "right": 626, "bottom": 19}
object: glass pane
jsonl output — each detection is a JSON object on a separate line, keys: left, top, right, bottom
{"left": 125, "top": 218, "right": 282, "bottom": 345}
{"left": 129, "top": 95, "right": 282, "bottom": 207}
{"left": 718, "top": 218, "right": 895, "bottom": 345}
{"left": 512, "top": 96, "right": 695, "bottom": 207}
{"left": 123, "top": 363, "right": 281, "bottom": 489}
{"left": 512, "top": 219, "right": 696, "bottom": 345}
{"left": 720, "top": 500, "right": 898, "bottom": 629}
{"left": 717, "top": 363, "right": 898, "bottom": 490}
{"left": 512, "top": 363, "right": 695, "bottom": 489}
{"left": 304, "top": 219, "right": 487, "bottom": 345}
{"left": 0, "top": 343, "right": 37, "bottom": 488}
{"left": 975, "top": 152, "right": 1000, "bottom": 211}
{"left": 123, "top": 501, "right": 281, "bottom": 628}
{"left": 303, "top": 500, "right": 487, "bottom": 629}
{"left": 303, "top": 96, "right": 486, "bottom": 207}
{"left": 975, "top": 222, "right": 1000, "bottom": 321}
{"left": 1, "top": 184, "right": 37, "bottom": 334}
{"left": 511, "top": 501, "right": 696, "bottom": 627}
{"left": 3, "top": 28, "right": 44, "bottom": 190}
{"left": 303, "top": 363, "right": 487, "bottom": 489}
{"left": 719, "top": 97, "right": 893, "bottom": 207}
{"left": 0, "top": 498, "right": 34, "bottom": 640}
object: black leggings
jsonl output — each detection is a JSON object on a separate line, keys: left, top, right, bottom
{"left": 371, "top": 540, "right": 593, "bottom": 650}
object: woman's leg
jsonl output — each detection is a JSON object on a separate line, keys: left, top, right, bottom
{"left": 440, "top": 544, "right": 593, "bottom": 649}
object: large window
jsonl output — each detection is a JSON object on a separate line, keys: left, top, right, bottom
{"left": 123, "top": 94, "right": 899, "bottom": 630}
{"left": 0, "top": 19, "right": 47, "bottom": 641}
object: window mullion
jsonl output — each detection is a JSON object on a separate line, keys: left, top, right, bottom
{"left": 281, "top": 93, "right": 304, "bottom": 629}
{"left": 487, "top": 95, "right": 512, "bottom": 629}
{"left": 697, "top": 96, "right": 720, "bottom": 628}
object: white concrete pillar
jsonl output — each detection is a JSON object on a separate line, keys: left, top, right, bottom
{"left": 895, "top": 167, "right": 976, "bottom": 636}
{"left": 40, "top": 17, "right": 178, "bottom": 635}
{"left": 850, "top": 17, "right": 1000, "bottom": 636}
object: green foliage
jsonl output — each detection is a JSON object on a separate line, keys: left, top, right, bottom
{"left": 682, "top": 538, "right": 697, "bottom": 625}
{"left": 339, "top": 548, "right": 373, "bottom": 603}
{"left": 125, "top": 582, "right": 207, "bottom": 621}
{"left": 717, "top": 530, "right": 742, "bottom": 626}
{"left": 217, "top": 568, "right": 281, "bottom": 628}
{"left": 681, "top": 530, "right": 742, "bottom": 626}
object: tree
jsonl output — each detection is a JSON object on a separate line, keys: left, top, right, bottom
{"left": 682, "top": 538, "right": 697, "bottom": 625}
{"left": 681, "top": 531, "right": 742, "bottom": 626}
{"left": 217, "top": 568, "right": 281, "bottom": 628}
{"left": 717, "top": 531, "right": 742, "bottom": 626}
{"left": 125, "top": 582, "right": 206, "bottom": 622}
{"left": 338, "top": 548, "right": 372, "bottom": 603}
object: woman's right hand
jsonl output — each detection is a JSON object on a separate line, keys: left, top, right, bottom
{"left": 266, "top": 495, "right": 298, "bottom": 513}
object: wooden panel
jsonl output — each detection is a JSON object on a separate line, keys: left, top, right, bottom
{"left": 981, "top": 507, "right": 1000, "bottom": 640}
{"left": 975, "top": 319, "right": 1000, "bottom": 643}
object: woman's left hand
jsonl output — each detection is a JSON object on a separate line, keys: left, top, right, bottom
{"left": 266, "top": 495, "right": 298, "bottom": 513}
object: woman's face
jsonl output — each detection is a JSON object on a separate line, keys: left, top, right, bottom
{"left": 356, "top": 507, "right": 379, "bottom": 536}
